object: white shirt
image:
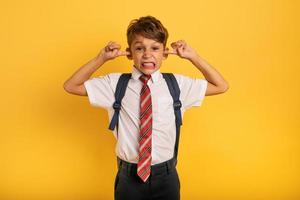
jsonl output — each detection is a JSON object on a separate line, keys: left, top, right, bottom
{"left": 84, "top": 67, "right": 208, "bottom": 165}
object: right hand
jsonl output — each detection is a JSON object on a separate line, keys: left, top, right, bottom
{"left": 96, "top": 41, "right": 130, "bottom": 62}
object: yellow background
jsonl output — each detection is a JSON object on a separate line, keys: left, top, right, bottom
{"left": 1, "top": 0, "right": 299, "bottom": 199}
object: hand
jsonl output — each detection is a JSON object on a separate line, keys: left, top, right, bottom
{"left": 165, "top": 40, "right": 198, "bottom": 60}
{"left": 97, "top": 41, "right": 130, "bottom": 62}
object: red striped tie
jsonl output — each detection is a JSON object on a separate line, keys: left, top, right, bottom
{"left": 137, "top": 74, "right": 152, "bottom": 182}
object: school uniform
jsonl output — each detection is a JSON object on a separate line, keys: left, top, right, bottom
{"left": 84, "top": 67, "right": 208, "bottom": 200}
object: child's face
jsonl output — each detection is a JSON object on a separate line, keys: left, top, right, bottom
{"left": 128, "top": 35, "right": 167, "bottom": 75}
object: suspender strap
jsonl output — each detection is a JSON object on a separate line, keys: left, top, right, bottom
{"left": 108, "top": 73, "right": 131, "bottom": 132}
{"left": 162, "top": 73, "right": 182, "bottom": 165}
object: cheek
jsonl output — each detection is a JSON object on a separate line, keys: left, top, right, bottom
{"left": 133, "top": 53, "right": 142, "bottom": 60}
{"left": 156, "top": 54, "right": 164, "bottom": 61}
{"left": 132, "top": 55, "right": 139, "bottom": 61}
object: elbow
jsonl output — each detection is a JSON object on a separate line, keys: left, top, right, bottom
{"left": 221, "top": 82, "right": 229, "bottom": 93}
{"left": 217, "top": 81, "right": 229, "bottom": 93}
{"left": 63, "top": 82, "right": 87, "bottom": 96}
{"left": 63, "top": 81, "right": 73, "bottom": 93}
{"left": 205, "top": 81, "right": 229, "bottom": 96}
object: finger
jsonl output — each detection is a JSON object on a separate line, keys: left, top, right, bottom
{"left": 112, "top": 49, "right": 120, "bottom": 57}
{"left": 171, "top": 40, "right": 183, "bottom": 46}
{"left": 108, "top": 45, "right": 120, "bottom": 50}
{"left": 105, "top": 42, "right": 113, "bottom": 51}
{"left": 173, "top": 40, "right": 186, "bottom": 48}
{"left": 109, "top": 46, "right": 119, "bottom": 51}
{"left": 107, "top": 45, "right": 121, "bottom": 52}
{"left": 177, "top": 42, "right": 184, "bottom": 47}
{"left": 177, "top": 46, "right": 184, "bottom": 56}
{"left": 107, "top": 41, "right": 114, "bottom": 46}
{"left": 164, "top": 48, "right": 177, "bottom": 55}
{"left": 105, "top": 46, "right": 116, "bottom": 52}
{"left": 105, "top": 46, "right": 111, "bottom": 52}
{"left": 105, "top": 41, "right": 120, "bottom": 50}
{"left": 117, "top": 50, "right": 130, "bottom": 56}
{"left": 171, "top": 42, "right": 178, "bottom": 48}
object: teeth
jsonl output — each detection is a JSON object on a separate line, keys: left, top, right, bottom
{"left": 142, "top": 62, "right": 155, "bottom": 67}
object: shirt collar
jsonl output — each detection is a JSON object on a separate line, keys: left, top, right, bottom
{"left": 131, "top": 66, "right": 162, "bottom": 83}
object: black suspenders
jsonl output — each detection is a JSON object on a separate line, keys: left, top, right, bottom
{"left": 162, "top": 73, "right": 182, "bottom": 165}
{"left": 109, "top": 73, "right": 182, "bottom": 165}
{"left": 108, "top": 73, "right": 131, "bottom": 132}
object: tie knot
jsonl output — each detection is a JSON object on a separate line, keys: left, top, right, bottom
{"left": 139, "top": 74, "right": 151, "bottom": 84}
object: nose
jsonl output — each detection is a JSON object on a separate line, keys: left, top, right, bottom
{"left": 142, "top": 49, "right": 152, "bottom": 58}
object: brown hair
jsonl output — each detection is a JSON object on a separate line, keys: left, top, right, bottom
{"left": 127, "top": 16, "right": 169, "bottom": 48}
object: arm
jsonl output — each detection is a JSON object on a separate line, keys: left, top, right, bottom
{"left": 63, "top": 56, "right": 104, "bottom": 96}
{"left": 189, "top": 55, "right": 229, "bottom": 96}
{"left": 63, "top": 41, "right": 129, "bottom": 96}
{"left": 166, "top": 40, "right": 229, "bottom": 96}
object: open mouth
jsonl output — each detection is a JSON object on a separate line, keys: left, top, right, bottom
{"left": 141, "top": 62, "right": 156, "bottom": 69}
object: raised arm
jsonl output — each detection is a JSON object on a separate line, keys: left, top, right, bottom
{"left": 63, "top": 42, "right": 129, "bottom": 96}
{"left": 188, "top": 54, "right": 229, "bottom": 96}
{"left": 165, "top": 40, "right": 229, "bottom": 96}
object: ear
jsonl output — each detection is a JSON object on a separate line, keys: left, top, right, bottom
{"left": 163, "top": 47, "right": 169, "bottom": 59}
{"left": 126, "top": 48, "right": 132, "bottom": 60}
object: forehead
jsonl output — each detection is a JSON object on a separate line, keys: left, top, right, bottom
{"left": 131, "top": 35, "right": 162, "bottom": 46}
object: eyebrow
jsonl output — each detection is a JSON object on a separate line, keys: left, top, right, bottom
{"left": 133, "top": 41, "right": 160, "bottom": 45}
{"left": 133, "top": 41, "right": 142, "bottom": 44}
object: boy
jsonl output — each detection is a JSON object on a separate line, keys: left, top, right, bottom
{"left": 64, "top": 16, "right": 229, "bottom": 200}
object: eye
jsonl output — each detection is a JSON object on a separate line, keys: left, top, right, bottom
{"left": 152, "top": 47, "right": 160, "bottom": 51}
{"left": 135, "top": 47, "right": 143, "bottom": 51}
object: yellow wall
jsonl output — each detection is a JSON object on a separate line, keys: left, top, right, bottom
{"left": 1, "top": 0, "right": 299, "bottom": 199}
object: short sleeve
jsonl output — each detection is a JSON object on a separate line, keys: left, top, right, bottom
{"left": 83, "top": 73, "right": 121, "bottom": 108}
{"left": 174, "top": 74, "right": 208, "bottom": 110}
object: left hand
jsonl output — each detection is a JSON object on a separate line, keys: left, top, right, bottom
{"left": 165, "top": 40, "right": 198, "bottom": 60}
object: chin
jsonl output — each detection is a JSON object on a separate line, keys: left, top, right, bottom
{"left": 142, "top": 68, "right": 159, "bottom": 75}
{"left": 142, "top": 71, "right": 153, "bottom": 75}
{"left": 135, "top": 65, "right": 160, "bottom": 75}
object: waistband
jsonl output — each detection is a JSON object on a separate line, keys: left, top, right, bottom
{"left": 117, "top": 157, "right": 176, "bottom": 177}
